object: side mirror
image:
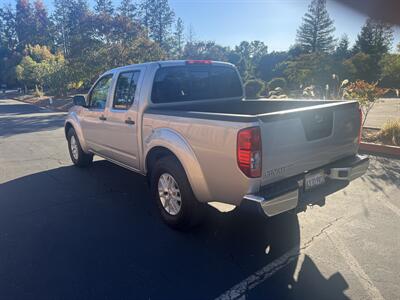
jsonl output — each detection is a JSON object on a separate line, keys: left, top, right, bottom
{"left": 73, "top": 95, "right": 87, "bottom": 107}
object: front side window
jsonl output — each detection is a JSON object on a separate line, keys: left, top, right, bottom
{"left": 89, "top": 74, "right": 113, "bottom": 109}
{"left": 151, "top": 65, "right": 243, "bottom": 103}
{"left": 113, "top": 71, "right": 140, "bottom": 110}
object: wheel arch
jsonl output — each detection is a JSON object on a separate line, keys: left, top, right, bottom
{"left": 144, "top": 128, "right": 211, "bottom": 203}
{"left": 64, "top": 117, "right": 88, "bottom": 152}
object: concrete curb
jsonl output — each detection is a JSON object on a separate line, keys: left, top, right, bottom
{"left": 360, "top": 142, "right": 400, "bottom": 157}
{"left": 363, "top": 126, "right": 381, "bottom": 131}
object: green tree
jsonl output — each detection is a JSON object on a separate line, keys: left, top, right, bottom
{"left": 0, "top": 5, "right": 18, "bottom": 51}
{"left": 182, "top": 41, "right": 229, "bottom": 61}
{"left": 334, "top": 34, "right": 350, "bottom": 59}
{"left": 232, "top": 40, "right": 268, "bottom": 79}
{"left": 95, "top": 0, "right": 113, "bottom": 15}
{"left": 53, "top": 0, "right": 92, "bottom": 58}
{"left": 32, "top": 0, "right": 52, "bottom": 47}
{"left": 15, "top": 0, "right": 35, "bottom": 50}
{"left": 65, "top": 0, "right": 94, "bottom": 58}
{"left": 140, "top": 0, "right": 175, "bottom": 50}
{"left": 118, "top": 0, "right": 137, "bottom": 20}
{"left": 296, "top": 0, "right": 336, "bottom": 53}
{"left": 16, "top": 45, "right": 66, "bottom": 94}
{"left": 173, "top": 17, "right": 184, "bottom": 58}
{"left": 256, "top": 51, "right": 289, "bottom": 82}
{"left": 342, "top": 52, "right": 376, "bottom": 82}
{"left": 354, "top": 18, "right": 393, "bottom": 57}
{"left": 283, "top": 53, "right": 333, "bottom": 88}
{"left": 93, "top": 0, "right": 115, "bottom": 45}
{"left": 53, "top": 0, "right": 70, "bottom": 55}
{"left": 186, "top": 24, "right": 195, "bottom": 44}
{"left": 0, "top": 5, "right": 19, "bottom": 86}
{"left": 380, "top": 54, "right": 400, "bottom": 88}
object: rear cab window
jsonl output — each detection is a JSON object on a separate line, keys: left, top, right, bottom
{"left": 151, "top": 64, "right": 243, "bottom": 103}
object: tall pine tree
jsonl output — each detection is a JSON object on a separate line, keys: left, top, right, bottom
{"left": 140, "top": 0, "right": 175, "bottom": 50}
{"left": 354, "top": 18, "right": 393, "bottom": 57}
{"left": 95, "top": 0, "right": 113, "bottom": 15}
{"left": 53, "top": 0, "right": 70, "bottom": 55}
{"left": 32, "top": 0, "right": 52, "bottom": 47}
{"left": 296, "top": 0, "right": 336, "bottom": 53}
{"left": 15, "top": 0, "right": 35, "bottom": 50}
{"left": 173, "top": 17, "right": 184, "bottom": 58}
{"left": 118, "top": 0, "right": 137, "bottom": 20}
{"left": 335, "top": 34, "right": 350, "bottom": 59}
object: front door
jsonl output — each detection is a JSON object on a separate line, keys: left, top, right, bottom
{"left": 80, "top": 74, "right": 114, "bottom": 155}
{"left": 102, "top": 70, "right": 142, "bottom": 169}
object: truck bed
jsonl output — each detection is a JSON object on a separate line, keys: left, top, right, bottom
{"left": 146, "top": 98, "right": 361, "bottom": 188}
{"left": 147, "top": 98, "right": 357, "bottom": 122}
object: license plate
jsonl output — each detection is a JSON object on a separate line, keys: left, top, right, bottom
{"left": 305, "top": 170, "right": 326, "bottom": 190}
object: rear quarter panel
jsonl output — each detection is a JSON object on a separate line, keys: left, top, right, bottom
{"left": 142, "top": 113, "right": 259, "bottom": 204}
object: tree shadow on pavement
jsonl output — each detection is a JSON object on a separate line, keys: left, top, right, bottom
{"left": 0, "top": 161, "right": 349, "bottom": 299}
{"left": 361, "top": 156, "right": 400, "bottom": 193}
{"left": 0, "top": 114, "right": 65, "bottom": 137}
{"left": 0, "top": 103, "right": 47, "bottom": 115}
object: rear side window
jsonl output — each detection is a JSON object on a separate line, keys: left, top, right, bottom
{"left": 113, "top": 71, "right": 140, "bottom": 110}
{"left": 151, "top": 65, "right": 242, "bottom": 103}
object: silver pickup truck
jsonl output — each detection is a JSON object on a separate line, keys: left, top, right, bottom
{"left": 65, "top": 60, "right": 369, "bottom": 229}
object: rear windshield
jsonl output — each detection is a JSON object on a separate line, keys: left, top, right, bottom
{"left": 151, "top": 65, "right": 243, "bottom": 103}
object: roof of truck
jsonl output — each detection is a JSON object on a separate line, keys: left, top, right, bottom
{"left": 106, "top": 60, "right": 235, "bottom": 74}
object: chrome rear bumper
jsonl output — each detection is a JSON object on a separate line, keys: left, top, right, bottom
{"left": 327, "top": 159, "right": 369, "bottom": 181}
{"left": 244, "top": 155, "right": 369, "bottom": 217}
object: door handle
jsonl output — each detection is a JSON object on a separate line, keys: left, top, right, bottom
{"left": 99, "top": 115, "right": 107, "bottom": 121}
{"left": 125, "top": 118, "right": 135, "bottom": 125}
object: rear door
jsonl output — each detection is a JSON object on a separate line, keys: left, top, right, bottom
{"left": 101, "top": 68, "right": 144, "bottom": 169}
{"left": 260, "top": 102, "right": 360, "bottom": 186}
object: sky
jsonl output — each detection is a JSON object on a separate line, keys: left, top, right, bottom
{"left": 2, "top": 0, "right": 400, "bottom": 51}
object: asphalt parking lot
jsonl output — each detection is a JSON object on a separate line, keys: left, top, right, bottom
{"left": 0, "top": 97, "right": 399, "bottom": 300}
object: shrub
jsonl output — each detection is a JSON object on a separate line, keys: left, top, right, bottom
{"left": 268, "top": 77, "right": 287, "bottom": 90}
{"left": 379, "top": 119, "right": 400, "bottom": 146}
{"left": 343, "top": 80, "right": 388, "bottom": 127}
{"left": 244, "top": 79, "right": 265, "bottom": 98}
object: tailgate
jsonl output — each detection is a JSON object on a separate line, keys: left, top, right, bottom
{"left": 259, "top": 101, "right": 360, "bottom": 186}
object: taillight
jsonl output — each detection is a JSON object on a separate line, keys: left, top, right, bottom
{"left": 237, "top": 127, "right": 262, "bottom": 178}
{"left": 186, "top": 60, "right": 212, "bottom": 65}
{"left": 358, "top": 108, "right": 362, "bottom": 144}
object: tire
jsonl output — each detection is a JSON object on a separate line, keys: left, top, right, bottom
{"left": 67, "top": 128, "right": 93, "bottom": 167}
{"left": 150, "top": 155, "right": 203, "bottom": 230}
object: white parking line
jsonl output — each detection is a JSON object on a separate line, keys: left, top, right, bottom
{"left": 327, "top": 233, "right": 384, "bottom": 300}
{"left": 215, "top": 214, "right": 385, "bottom": 300}
{"left": 215, "top": 246, "right": 301, "bottom": 300}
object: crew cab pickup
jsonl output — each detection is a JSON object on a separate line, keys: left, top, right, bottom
{"left": 65, "top": 60, "right": 369, "bottom": 229}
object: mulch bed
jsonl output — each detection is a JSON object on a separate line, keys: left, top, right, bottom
{"left": 362, "top": 127, "right": 398, "bottom": 147}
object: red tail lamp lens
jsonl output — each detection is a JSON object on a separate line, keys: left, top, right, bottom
{"left": 237, "top": 127, "right": 262, "bottom": 178}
